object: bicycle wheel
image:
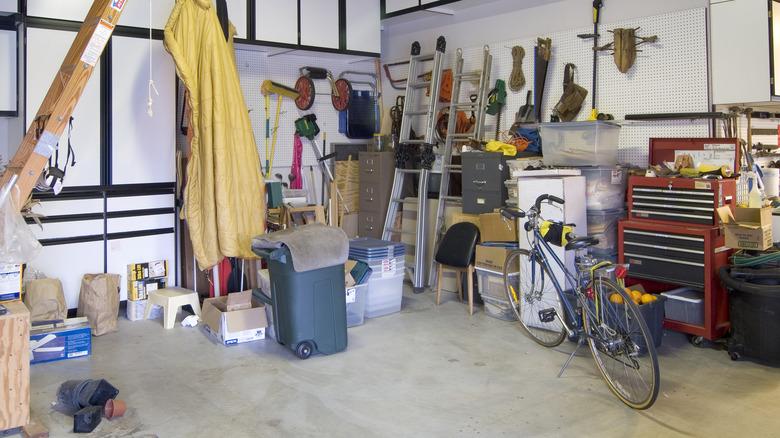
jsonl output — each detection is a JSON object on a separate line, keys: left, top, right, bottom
{"left": 504, "top": 249, "right": 567, "bottom": 347}
{"left": 582, "top": 277, "right": 660, "bottom": 409}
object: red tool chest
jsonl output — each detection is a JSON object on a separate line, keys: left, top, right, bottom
{"left": 619, "top": 137, "right": 738, "bottom": 340}
{"left": 619, "top": 218, "right": 731, "bottom": 340}
{"left": 628, "top": 177, "right": 736, "bottom": 226}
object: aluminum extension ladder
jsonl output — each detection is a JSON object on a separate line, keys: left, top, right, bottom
{"left": 428, "top": 46, "right": 493, "bottom": 287}
{"left": 382, "top": 36, "right": 447, "bottom": 293}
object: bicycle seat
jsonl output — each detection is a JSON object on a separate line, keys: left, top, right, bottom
{"left": 565, "top": 236, "right": 599, "bottom": 251}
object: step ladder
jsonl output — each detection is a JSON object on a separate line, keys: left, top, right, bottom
{"left": 382, "top": 36, "right": 446, "bottom": 294}
{"left": 0, "top": 0, "right": 126, "bottom": 207}
{"left": 429, "top": 46, "right": 493, "bottom": 287}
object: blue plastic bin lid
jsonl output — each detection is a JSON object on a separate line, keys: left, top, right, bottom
{"left": 349, "top": 238, "right": 405, "bottom": 258}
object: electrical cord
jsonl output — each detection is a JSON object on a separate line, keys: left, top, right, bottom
{"left": 509, "top": 46, "right": 526, "bottom": 92}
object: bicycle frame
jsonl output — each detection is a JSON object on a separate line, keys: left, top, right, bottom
{"left": 525, "top": 227, "right": 583, "bottom": 331}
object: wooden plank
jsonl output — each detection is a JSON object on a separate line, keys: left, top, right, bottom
{"left": 0, "top": 301, "right": 30, "bottom": 430}
{"left": 0, "top": 0, "right": 128, "bottom": 208}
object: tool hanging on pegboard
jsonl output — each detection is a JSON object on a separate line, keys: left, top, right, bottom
{"left": 295, "top": 67, "right": 352, "bottom": 111}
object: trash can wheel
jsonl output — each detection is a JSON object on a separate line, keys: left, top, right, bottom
{"left": 296, "top": 341, "right": 314, "bottom": 359}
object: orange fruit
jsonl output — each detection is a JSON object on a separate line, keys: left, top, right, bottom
{"left": 641, "top": 294, "right": 658, "bottom": 304}
{"left": 609, "top": 293, "right": 624, "bottom": 304}
{"left": 630, "top": 290, "right": 643, "bottom": 302}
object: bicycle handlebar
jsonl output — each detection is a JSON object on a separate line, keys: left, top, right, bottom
{"left": 534, "top": 194, "right": 565, "bottom": 211}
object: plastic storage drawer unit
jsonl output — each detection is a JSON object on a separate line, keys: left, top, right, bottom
{"left": 539, "top": 121, "right": 621, "bottom": 166}
{"left": 661, "top": 288, "right": 704, "bottom": 326}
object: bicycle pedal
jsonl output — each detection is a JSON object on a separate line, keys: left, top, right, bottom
{"left": 538, "top": 308, "right": 557, "bottom": 323}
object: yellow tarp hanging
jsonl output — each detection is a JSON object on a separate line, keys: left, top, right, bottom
{"left": 164, "top": 0, "right": 265, "bottom": 269}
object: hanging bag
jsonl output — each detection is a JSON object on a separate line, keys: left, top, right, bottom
{"left": 552, "top": 64, "right": 588, "bottom": 122}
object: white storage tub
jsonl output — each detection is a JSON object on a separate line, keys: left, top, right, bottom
{"left": 586, "top": 209, "right": 626, "bottom": 254}
{"left": 539, "top": 121, "right": 621, "bottom": 166}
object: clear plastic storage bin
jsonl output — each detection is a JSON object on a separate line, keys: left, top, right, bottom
{"left": 539, "top": 121, "right": 621, "bottom": 166}
{"left": 586, "top": 209, "right": 626, "bottom": 254}
{"left": 346, "top": 283, "right": 368, "bottom": 327}
{"left": 661, "top": 288, "right": 704, "bottom": 326}
{"left": 365, "top": 272, "right": 404, "bottom": 318}
{"left": 581, "top": 166, "right": 627, "bottom": 210}
{"left": 476, "top": 268, "right": 518, "bottom": 321}
{"left": 367, "top": 256, "right": 405, "bottom": 280}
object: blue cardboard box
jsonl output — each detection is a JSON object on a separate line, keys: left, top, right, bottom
{"left": 30, "top": 318, "right": 92, "bottom": 364}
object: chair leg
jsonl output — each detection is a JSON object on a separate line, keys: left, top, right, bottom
{"left": 467, "top": 265, "right": 474, "bottom": 316}
{"left": 436, "top": 264, "right": 443, "bottom": 305}
{"left": 456, "top": 269, "right": 463, "bottom": 303}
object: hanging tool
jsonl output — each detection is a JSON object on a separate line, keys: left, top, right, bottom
{"left": 577, "top": 0, "right": 603, "bottom": 119}
{"left": 429, "top": 46, "right": 493, "bottom": 288}
{"left": 382, "top": 36, "right": 447, "bottom": 294}
{"left": 294, "top": 115, "right": 348, "bottom": 214}
{"left": 515, "top": 90, "right": 535, "bottom": 125}
{"left": 261, "top": 80, "right": 295, "bottom": 178}
{"left": 596, "top": 28, "right": 658, "bottom": 74}
{"left": 487, "top": 79, "right": 507, "bottom": 139}
{"left": 533, "top": 38, "right": 552, "bottom": 122}
{"left": 290, "top": 134, "right": 303, "bottom": 189}
{"left": 295, "top": 67, "right": 352, "bottom": 111}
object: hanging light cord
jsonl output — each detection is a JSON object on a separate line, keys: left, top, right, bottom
{"left": 147, "top": 0, "right": 159, "bottom": 117}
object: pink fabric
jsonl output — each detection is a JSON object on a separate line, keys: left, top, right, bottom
{"left": 291, "top": 134, "right": 303, "bottom": 189}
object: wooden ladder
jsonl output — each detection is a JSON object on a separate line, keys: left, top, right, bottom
{"left": 1, "top": 0, "right": 127, "bottom": 208}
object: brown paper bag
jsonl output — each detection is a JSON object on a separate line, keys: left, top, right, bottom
{"left": 24, "top": 278, "right": 67, "bottom": 322}
{"left": 77, "top": 273, "right": 121, "bottom": 336}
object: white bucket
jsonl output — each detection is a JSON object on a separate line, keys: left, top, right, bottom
{"left": 762, "top": 168, "right": 780, "bottom": 198}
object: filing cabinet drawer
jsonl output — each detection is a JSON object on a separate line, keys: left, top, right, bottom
{"left": 359, "top": 211, "right": 384, "bottom": 239}
{"left": 359, "top": 183, "right": 388, "bottom": 213}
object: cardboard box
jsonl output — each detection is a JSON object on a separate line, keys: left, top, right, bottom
{"left": 202, "top": 293, "right": 268, "bottom": 345}
{"left": 30, "top": 318, "right": 91, "bottom": 364}
{"left": 0, "top": 264, "right": 24, "bottom": 302}
{"left": 226, "top": 290, "right": 253, "bottom": 311}
{"left": 476, "top": 244, "right": 518, "bottom": 273}
{"left": 718, "top": 206, "right": 773, "bottom": 250}
{"left": 479, "top": 212, "right": 518, "bottom": 242}
{"left": 450, "top": 212, "right": 481, "bottom": 229}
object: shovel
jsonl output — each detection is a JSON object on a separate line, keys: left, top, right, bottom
{"left": 515, "top": 90, "right": 535, "bottom": 124}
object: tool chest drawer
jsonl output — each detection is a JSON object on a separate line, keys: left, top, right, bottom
{"left": 628, "top": 176, "right": 735, "bottom": 226}
{"left": 620, "top": 224, "right": 721, "bottom": 288}
{"left": 461, "top": 152, "right": 509, "bottom": 194}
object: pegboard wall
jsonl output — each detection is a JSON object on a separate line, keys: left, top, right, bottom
{"left": 410, "top": 7, "right": 710, "bottom": 167}
{"left": 234, "top": 49, "right": 374, "bottom": 173}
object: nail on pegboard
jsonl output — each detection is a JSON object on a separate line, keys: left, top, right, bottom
{"left": 449, "top": 8, "right": 710, "bottom": 167}
{"left": 234, "top": 49, "right": 371, "bottom": 170}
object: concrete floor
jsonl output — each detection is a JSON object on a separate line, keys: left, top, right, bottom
{"left": 20, "top": 286, "right": 780, "bottom": 437}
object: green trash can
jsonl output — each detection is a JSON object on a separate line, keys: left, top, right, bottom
{"left": 252, "top": 246, "right": 347, "bottom": 359}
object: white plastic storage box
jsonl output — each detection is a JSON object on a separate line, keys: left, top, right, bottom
{"left": 539, "top": 121, "right": 621, "bottom": 166}
{"left": 586, "top": 209, "right": 626, "bottom": 255}
{"left": 476, "top": 268, "right": 518, "bottom": 321}
{"left": 346, "top": 283, "right": 368, "bottom": 327}
{"left": 365, "top": 272, "right": 404, "bottom": 318}
{"left": 581, "top": 166, "right": 627, "bottom": 210}
{"left": 661, "top": 288, "right": 704, "bottom": 326}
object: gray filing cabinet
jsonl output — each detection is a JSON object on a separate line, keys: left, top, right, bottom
{"left": 358, "top": 151, "right": 395, "bottom": 238}
{"left": 461, "top": 151, "right": 509, "bottom": 214}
